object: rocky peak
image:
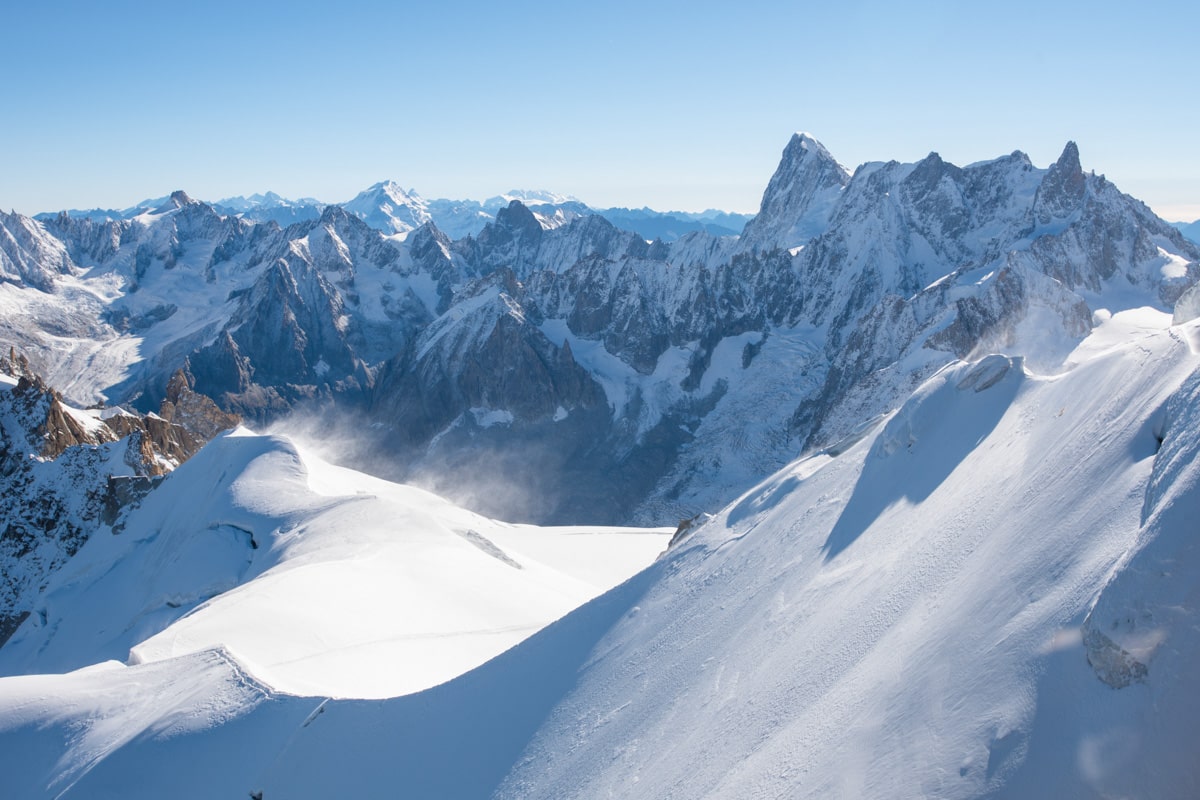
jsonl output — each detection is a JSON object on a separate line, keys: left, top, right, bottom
{"left": 153, "top": 190, "right": 195, "bottom": 213}
{"left": 2, "top": 352, "right": 239, "bottom": 471}
{"left": 408, "top": 222, "right": 453, "bottom": 263}
{"left": 309, "top": 203, "right": 380, "bottom": 260}
{"left": 1007, "top": 150, "right": 1034, "bottom": 168}
{"left": 0, "top": 356, "right": 236, "bottom": 648}
{"left": 159, "top": 367, "right": 242, "bottom": 446}
{"left": 495, "top": 200, "right": 544, "bottom": 240}
{"left": 458, "top": 200, "right": 546, "bottom": 277}
{"left": 739, "top": 132, "right": 851, "bottom": 252}
{"left": 905, "top": 151, "right": 963, "bottom": 192}
{"left": 1034, "top": 141, "right": 1087, "bottom": 223}
{"left": 1055, "top": 141, "right": 1082, "bottom": 176}
{"left": 319, "top": 204, "right": 353, "bottom": 227}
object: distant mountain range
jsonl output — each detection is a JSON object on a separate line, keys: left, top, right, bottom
{"left": 1173, "top": 219, "right": 1200, "bottom": 244}
{"left": 34, "top": 187, "right": 754, "bottom": 244}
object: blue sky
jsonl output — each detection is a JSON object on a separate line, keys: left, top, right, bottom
{"left": 3, "top": 1, "right": 1198, "bottom": 219}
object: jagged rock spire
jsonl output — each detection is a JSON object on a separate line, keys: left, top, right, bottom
{"left": 1034, "top": 141, "right": 1087, "bottom": 223}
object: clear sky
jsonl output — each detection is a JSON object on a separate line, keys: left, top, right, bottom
{"left": 3, "top": 0, "right": 1198, "bottom": 220}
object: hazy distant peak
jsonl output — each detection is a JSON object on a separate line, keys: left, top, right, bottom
{"left": 483, "top": 189, "right": 581, "bottom": 211}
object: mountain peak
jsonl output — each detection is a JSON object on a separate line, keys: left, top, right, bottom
{"left": 1055, "top": 140, "right": 1082, "bottom": 175}
{"left": 495, "top": 199, "right": 542, "bottom": 235}
{"left": 153, "top": 190, "right": 194, "bottom": 213}
{"left": 319, "top": 204, "right": 352, "bottom": 225}
{"left": 788, "top": 131, "right": 838, "bottom": 162}
{"left": 1034, "top": 140, "right": 1087, "bottom": 222}
{"left": 739, "top": 132, "right": 850, "bottom": 251}
{"left": 1010, "top": 149, "right": 1033, "bottom": 167}
{"left": 341, "top": 181, "right": 430, "bottom": 234}
{"left": 353, "top": 181, "right": 420, "bottom": 206}
{"left": 483, "top": 189, "right": 580, "bottom": 212}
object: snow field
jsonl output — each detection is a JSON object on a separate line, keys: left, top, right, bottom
{"left": 0, "top": 430, "right": 670, "bottom": 700}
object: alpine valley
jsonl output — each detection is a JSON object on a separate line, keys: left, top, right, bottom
{"left": 1, "top": 133, "right": 1198, "bottom": 798}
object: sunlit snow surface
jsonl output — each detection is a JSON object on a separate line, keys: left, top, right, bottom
{"left": 3, "top": 312, "right": 1199, "bottom": 798}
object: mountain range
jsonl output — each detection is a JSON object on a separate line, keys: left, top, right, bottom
{"left": 1173, "top": 218, "right": 1200, "bottom": 244}
{"left": 33, "top": 186, "right": 755, "bottom": 245}
{"left": 7, "top": 134, "right": 1196, "bottom": 525}
{"left": 1, "top": 132, "right": 1199, "bottom": 797}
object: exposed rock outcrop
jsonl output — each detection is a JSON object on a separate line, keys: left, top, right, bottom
{"left": 0, "top": 353, "right": 238, "bottom": 648}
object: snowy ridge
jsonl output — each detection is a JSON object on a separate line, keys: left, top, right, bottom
{"left": 0, "top": 430, "right": 670, "bottom": 698}
{"left": 488, "top": 311, "right": 1200, "bottom": 800}
{"left": 1, "top": 311, "right": 1197, "bottom": 798}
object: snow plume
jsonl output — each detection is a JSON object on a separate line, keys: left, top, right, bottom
{"left": 261, "top": 404, "right": 389, "bottom": 480}
{"left": 405, "top": 425, "right": 591, "bottom": 525}
{"left": 262, "top": 405, "right": 562, "bottom": 524}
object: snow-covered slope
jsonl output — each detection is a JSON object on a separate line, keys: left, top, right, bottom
{"left": 0, "top": 429, "right": 669, "bottom": 700}
{"left": 493, "top": 310, "right": 1200, "bottom": 799}
{"left": 2, "top": 309, "right": 1196, "bottom": 799}
{"left": 340, "top": 181, "right": 433, "bottom": 236}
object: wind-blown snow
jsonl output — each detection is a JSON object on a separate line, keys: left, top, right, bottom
{"left": 0, "top": 431, "right": 669, "bottom": 701}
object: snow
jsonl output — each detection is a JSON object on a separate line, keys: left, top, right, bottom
{"left": 539, "top": 318, "right": 640, "bottom": 415}
{"left": 484, "top": 189, "right": 581, "bottom": 210}
{"left": 537, "top": 318, "right": 708, "bottom": 433}
{"left": 1157, "top": 246, "right": 1190, "bottom": 280}
{"left": 417, "top": 285, "right": 503, "bottom": 360}
{"left": 471, "top": 407, "right": 514, "bottom": 427}
{"left": 1, "top": 310, "right": 1198, "bottom": 800}
{"left": 635, "top": 324, "right": 826, "bottom": 523}
{"left": 0, "top": 649, "right": 289, "bottom": 798}
{"left": 483, "top": 316, "right": 1200, "bottom": 799}
{"left": 0, "top": 432, "right": 670, "bottom": 701}
{"left": 59, "top": 404, "right": 108, "bottom": 436}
